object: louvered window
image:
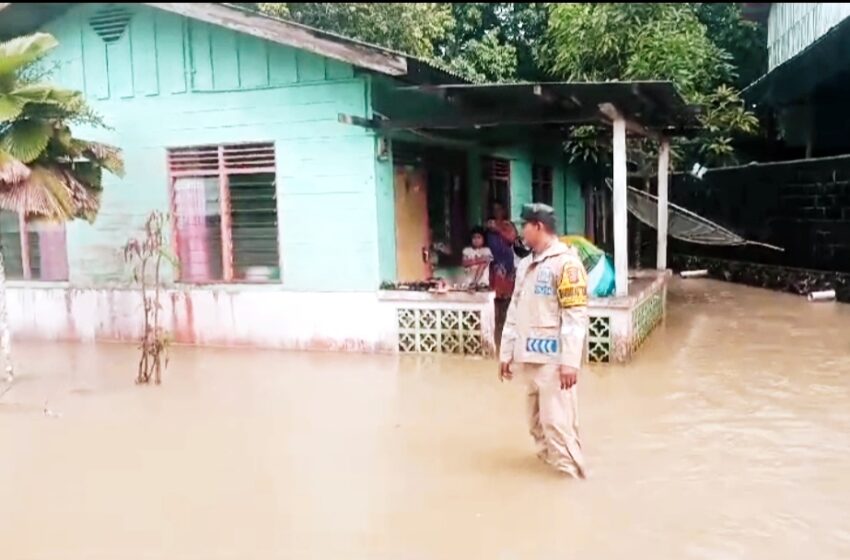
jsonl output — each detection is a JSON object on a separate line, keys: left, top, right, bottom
{"left": 482, "top": 157, "right": 511, "bottom": 215}
{"left": 168, "top": 143, "right": 279, "bottom": 283}
{"left": 0, "top": 212, "right": 68, "bottom": 281}
{"left": 532, "top": 164, "right": 554, "bottom": 206}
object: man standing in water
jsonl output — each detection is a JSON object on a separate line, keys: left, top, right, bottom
{"left": 499, "top": 203, "right": 589, "bottom": 478}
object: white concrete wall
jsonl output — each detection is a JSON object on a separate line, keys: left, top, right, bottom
{"left": 6, "top": 284, "right": 399, "bottom": 352}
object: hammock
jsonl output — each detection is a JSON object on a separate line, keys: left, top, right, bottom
{"left": 605, "top": 179, "right": 784, "bottom": 251}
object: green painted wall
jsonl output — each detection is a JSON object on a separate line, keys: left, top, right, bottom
{"left": 466, "top": 148, "right": 483, "bottom": 226}
{"left": 41, "top": 3, "right": 378, "bottom": 291}
{"left": 371, "top": 77, "right": 397, "bottom": 283}
{"left": 563, "top": 168, "right": 586, "bottom": 235}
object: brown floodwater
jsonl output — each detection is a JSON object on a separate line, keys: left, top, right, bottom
{"left": 2, "top": 279, "right": 850, "bottom": 559}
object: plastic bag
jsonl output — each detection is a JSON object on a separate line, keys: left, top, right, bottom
{"left": 560, "top": 236, "right": 616, "bottom": 298}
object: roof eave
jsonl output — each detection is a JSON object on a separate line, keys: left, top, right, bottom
{"left": 147, "top": 3, "right": 407, "bottom": 77}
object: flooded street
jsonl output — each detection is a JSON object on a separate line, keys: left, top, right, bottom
{"left": 2, "top": 279, "right": 850, "bottom": 559}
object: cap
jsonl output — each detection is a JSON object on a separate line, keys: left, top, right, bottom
{"left": 520, "top": 203, "right": 557, "bottom": 231}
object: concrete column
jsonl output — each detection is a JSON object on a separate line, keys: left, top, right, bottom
{"left": 656, "top": 138, "right": 670, "bottom": 270}
{"left": 612, "top": 116, "right": 628, "bottom": 296}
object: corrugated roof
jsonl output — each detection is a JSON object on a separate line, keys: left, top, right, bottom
{"left": 744, "top": 13, "right": 850, "bottom": 107}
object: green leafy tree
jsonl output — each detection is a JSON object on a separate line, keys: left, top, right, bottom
{"left": 248, "top": 2, "right": 546, "bottom": 83}
{"left": 438, "top": 3, "right": 549, "bottom": 82}
{"left": 543, "top": 3, "right": 760, "bottom": 170}
{"left": 694, "top": 3, "right": 767, "bottom": 88}
{"left": 0, "top": 32, "right": 123, "bottom": 381}
{"left": 439, "top": 29, "right": 517, "bottom": 83}
{"left": 257, "top": 3, "right": 454, "bottom": 59}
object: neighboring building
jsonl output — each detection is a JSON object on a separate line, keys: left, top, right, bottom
{"left": 745, "top": 3, "right": 850, "bottom": 157}
{"left": 0, "top": 3, "right": 687, "bottom": 360}
{"left": 664, "top": 4, "right": 850, "bottom": 303}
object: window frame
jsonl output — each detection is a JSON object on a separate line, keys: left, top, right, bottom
{"left": 0, "top": 212, "right": 69, "bottom": 282}
{"left": 167, "top": 142, "right": 280, "bottom": 284}
{"left": 531, "top": 163, "right": 554, "bottom": 207}
{"left": 482, "top": 157, "right": 511, "bottom": 215}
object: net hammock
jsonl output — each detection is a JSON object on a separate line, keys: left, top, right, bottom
{"left": 605, "top": 178, "right": 783, "bottom": 251}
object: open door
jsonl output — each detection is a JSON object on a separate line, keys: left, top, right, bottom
{"left": 395, "top": 166, "right": 432, "bottom": 282}
{"left": 394, "top": 166, "right": 431, "bottom": 282}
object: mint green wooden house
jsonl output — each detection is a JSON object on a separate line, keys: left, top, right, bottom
{"left": 0, "top": 3, "right": 590, "bottom": 354}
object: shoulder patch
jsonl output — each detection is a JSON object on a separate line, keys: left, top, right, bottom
{"left": 558, "top": 263, "right": 588, "bottom": 308}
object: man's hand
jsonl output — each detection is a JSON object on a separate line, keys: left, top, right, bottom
{"left": 559, "top": 365, "right": 578, "bottom": 390}
{"left": 499, "top": 360, "right": 513, "bottom": 382}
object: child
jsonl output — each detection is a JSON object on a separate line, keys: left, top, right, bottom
{"left": 462, "top": 226, "right": 493, "bottom": 288}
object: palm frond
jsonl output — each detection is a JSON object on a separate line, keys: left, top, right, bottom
{"left": 0, "top": 33, "right": 59, "bottom": 76}
{"left": 69, "top": 159, "right": 103, "bottom": 190}
{"left": 59, "top": 166, "right": 101, "bottom": 221}
{"left": 0, "top": 148, "right": 30, "bottom": 183}
{"left": 12, "top": 83, "right": 83, "bottom": 108}
{"left": 1, "top": 118, "right": 53, "bottom": 163}
{"left": 0, "top": 92, "right": 26, "bottom": 121}
{"left": 0, "top": 32, "right": 119, "bottom": 223}
{"left": 0, "top": 165, "right": 76, "bottom": 220}
{"left": 78, "top": 140, "right": 124, "bottom": 176}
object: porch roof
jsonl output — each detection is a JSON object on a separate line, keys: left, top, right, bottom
{"left": 354, "top": 81, "right": 700, "bottom": 142}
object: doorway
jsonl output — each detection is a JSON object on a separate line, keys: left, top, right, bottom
{"left": 393, "top": 165, "right": 431, "bottom": 282}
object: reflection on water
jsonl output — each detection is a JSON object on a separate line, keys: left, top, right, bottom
{"left": 2, "top": 279, "right": 850, "bottom": 559}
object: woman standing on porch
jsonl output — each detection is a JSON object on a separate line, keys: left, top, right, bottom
{"left": 486, "top": 202, "right": 518, "bottom": 344}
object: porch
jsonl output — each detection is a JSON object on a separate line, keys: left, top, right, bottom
{"left": 376, "top": 269, "right": 669, "bottom": 363}
{"left": 358, "top": 81, "right": 696, "bottom": 362}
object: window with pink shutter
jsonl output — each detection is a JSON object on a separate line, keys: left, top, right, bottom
{"left": 0, "top": 211, "right": 69, "bottom": 281}
{"left": 168, "top": 142, "right": 279, "bottom": 283}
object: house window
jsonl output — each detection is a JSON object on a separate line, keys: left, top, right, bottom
{"left": 532, "top": 164, "right": 554, "bottom": 206}
{"left": 482, "top": 157, "right": 511, "bottom": 215}
{"left": 0, "top": 211, "right": 69, "bottom": 281}
{"left": 168, "top": 142, "right": 280, "bottom": 283}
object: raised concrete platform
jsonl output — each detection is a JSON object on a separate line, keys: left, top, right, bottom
{"left": 587, "top": 269, "right": 671, "bottom": 363}
{"left": 4, "top": 270, "right": 668, "bottom": 362}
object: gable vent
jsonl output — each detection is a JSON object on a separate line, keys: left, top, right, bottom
{"left": 89, "top": 5, "right": 133, "bottom": 44}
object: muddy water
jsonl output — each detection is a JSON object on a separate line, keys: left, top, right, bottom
{"left": 2, "top": 279, "right": 850, "bottom": 559}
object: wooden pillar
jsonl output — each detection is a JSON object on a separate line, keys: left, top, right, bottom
{"left": 656, "top": 138, "right": 670, "bottom": 270}
{"left": 612, "top": 115, "right": 628, "bottom": 296}
{"left": 218, "top": 145, "right": 234, "bottom": 281}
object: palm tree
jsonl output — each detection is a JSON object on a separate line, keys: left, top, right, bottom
{"left": 0, "top": 32, "right": 123, "bottom": 381}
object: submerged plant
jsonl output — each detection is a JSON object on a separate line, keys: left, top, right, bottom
{"left": 123, "top": 211, "right": 174, "bottom": 385}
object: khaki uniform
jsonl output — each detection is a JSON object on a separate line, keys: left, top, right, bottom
{"left": 499, "top": 240, "right": 589, "bottom": 478}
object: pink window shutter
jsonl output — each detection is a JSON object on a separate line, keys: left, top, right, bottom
{"left": 36, "top": 223, "right": 69, "bottom": 281}
{"left": 174, "top": 178, "right": 211, "bottom": 282}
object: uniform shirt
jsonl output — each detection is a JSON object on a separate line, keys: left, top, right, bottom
{"left": 499, "top": 241, "right": 589, "bottom": 369}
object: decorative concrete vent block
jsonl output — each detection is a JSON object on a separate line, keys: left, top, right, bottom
{"left": 396, "top": 308, "right": 484, "bottom": 355}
